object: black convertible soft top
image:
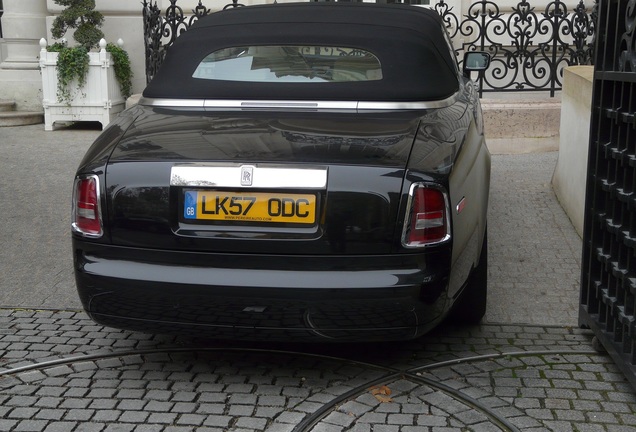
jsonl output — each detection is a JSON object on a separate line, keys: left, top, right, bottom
{"left": 143, "top": 2, "right": 460, "bottom": 102}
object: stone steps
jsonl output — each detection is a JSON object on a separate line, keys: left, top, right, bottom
{"left": 0, "top": 99, "right": 44, "bottom": 127}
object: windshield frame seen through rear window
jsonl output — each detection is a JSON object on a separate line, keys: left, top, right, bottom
{"left": 192, "top": 45, "right": 383, "bottom": 83}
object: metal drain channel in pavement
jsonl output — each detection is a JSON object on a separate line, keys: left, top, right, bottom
{"left": 0, "top": 346, "right": 600, "bottom": 431}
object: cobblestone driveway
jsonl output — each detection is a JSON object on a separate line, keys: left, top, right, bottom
{"left": 1, "top": 310, "right": 635, "bottom": 432}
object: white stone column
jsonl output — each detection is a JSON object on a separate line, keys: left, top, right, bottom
{"left": 0, "top": 0, "right": 47, "bottom": 110}
{"left": 0, "top": 0, "right": 48, "bottom": 70}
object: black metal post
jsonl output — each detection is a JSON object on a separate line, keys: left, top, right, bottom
{"left": 0, "top": 0, "right": 4, "bottom": 39}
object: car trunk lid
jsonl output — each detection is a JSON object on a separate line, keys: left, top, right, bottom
{"left": 105, "top": 109, "right": 421, "bottom": 254}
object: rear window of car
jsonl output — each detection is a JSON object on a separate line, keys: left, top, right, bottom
{"left": 192, "top": 45, "right": 383, "bottom": 83}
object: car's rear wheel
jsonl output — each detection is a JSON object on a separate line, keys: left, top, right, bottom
{"left": 450, "top": 227, "right": 487, "bottom": 324}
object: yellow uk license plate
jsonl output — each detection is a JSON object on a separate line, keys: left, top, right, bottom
{"left": 183, "top": 190, "right": 317, "bottom": 224}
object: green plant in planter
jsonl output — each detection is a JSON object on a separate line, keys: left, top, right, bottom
{"left": 106, "top": 43, "right": 133, "bottom": 99}
{"left": 47, "top": 40, "right": 90, "bottom": 103}
{"left": 48, "top": 0, "right": 132, "bottom": 104}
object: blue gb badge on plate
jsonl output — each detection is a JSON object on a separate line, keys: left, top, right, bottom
{"left": 184, "top": 191, "right": 197, "bottom": 219}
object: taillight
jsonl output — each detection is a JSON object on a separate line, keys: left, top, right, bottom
{"left": 402, "top": 184, "right": 450, "bottom": 248}
{"left": 72, "top": 175, "right": 103, "bottom": 238}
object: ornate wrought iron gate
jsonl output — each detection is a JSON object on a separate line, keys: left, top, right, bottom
{"left": 580, "top": 0, "right": 636, "bottom": 390}
{"left": 142, "top": 0, "right": 596, "bottom": 96}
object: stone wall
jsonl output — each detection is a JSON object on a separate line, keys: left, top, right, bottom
{"left": 551, "top": 66, "right": 594, "bottom": 237}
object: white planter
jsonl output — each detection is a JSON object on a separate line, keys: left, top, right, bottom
{"left": 39, "top": 38, "right": 125, "bottom": 131}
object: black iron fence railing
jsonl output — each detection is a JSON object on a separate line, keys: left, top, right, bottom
{"left": 142, "top": 0, "right": 596, "bottom": 96}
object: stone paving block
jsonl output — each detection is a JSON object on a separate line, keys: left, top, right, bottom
{"left": 198, "top": 392, "right": 227, "bottom": 403}
{"left": 33, "top": 408, "right": 66, "bottom": 420}
{"left": 348, "top": 425, "right": 372, "bottom": 432}
{"left": 5, "top": 395, "right": 38, "bottom": 407}
{"left": 273, "top": 411, "right": 305, "bottom": 424}
{"left": 555, "top": 409, "right": 586, "bottom": 421}
{"left": 311, "top": 424, "right": 345, "bottom": 432}
{"left": 373, "top": 403, "right": 401, "bottom": 413}
{"left": 601, "top": 401, "right": 634, "bottom": 413}
{"left": 339, "top": 400, "right": 373, "bottom": 416}
{"left": 228, "top": 404, "right": 255, "bottom": 416}
{"left": 175, "top": 414, "right": 206, "bottom": 426}
{"left": 59, "top": 397, "right": 91, "bottom": 409}
{"left": 587, "top": 411, "right": 620, "bottom": 424}
{"left": 293, "top": 401, "right": 324, "bottom": 413}
{"left": 453, "top": 409, "right": 490, "bottom": 425}
{"left": 92, "top": 410, "right": 122, "bottom": 422}
{"left": 119, "top": 411, "right": 151, "bottom": 424}
{"left": 17, "top": 370, "right": 46, "bottom": 383}
{"left": 43, "top": 422, "right": 80, "bottom": 432}
{"left": 145, "top": 389, "right": 172, "bottom": 401}
{"left": 147, "top": 413, "right": 178, "bottom": 424}
{"left": 545, "top": 388, "right": 578, "bottom": 399}
{"left": 282, "top": 386, "right": 311, "bottom": 398}
{"left": 416, "top": 415, "right": 447, "bottom": 427}
{"left": 115, "top": 389, "right": 145, "bottom": 400}
{"left": 255, "top": 406, "right": 286, "bottom": 418}
{"left": 0, "top": 420, "right": 18, "bottom": 431}
{"left": 36, "top": 386, "right": 66, "bottom": 398}
{"left": 64, "top": 408, "right": 95, "bottom": 421}
{"left": 202, "top": 415, "right": 233, "bottom": 428}
{"left": 608, "top": 391, "right": 636, "bottom": 403}
{"left": 226, "top": 383, "right": 255, "bottom": 393}
{"left": 322, "top": 411, "right": 355, "bottom": 427}
{"left": 607, "top": 426, "right": 636, "bottom": 432}
{"left": 308, "top": 392, "right": 340, "bottom": 404}
{"left": 7, "top": 407, "right": 40, "bottom": 419}
{"left": 575, "top": 424, "right": 610, "bottom": 432}
{"left": 63, "top": 387, "right": 90, "bottom": 398}
{"left": 171, "top": 402, "right": 197, "bottom": 414}
{"left": 89, "top": 398, "right": 118, "bottom": 410}
{"left": 259, "top": 395, "right": 287, "bottom": 406}
{"left": 264, "top": 424, "right": 295, "bottom": 432}
{"left": 387, "top": 413, "right": 415, "bottom": 425}
{"left": 370, "top": 426, "right": 399, "bottom": 432}
{"left": 226, "top": 393, "right": 257, "bottom": 405}
{"left": 545, "top": 398, "right": 572, "bottom": 410}
{"left": 196, "top": 403, "right": 225, "bottom": 415}
{"left": 401, "top": 403, "right": 429, "bottom": 415}
{"left": 104, "top": 424, "right": 136, "bottom": 432}
{"left": 14, "top": 420, "right": 52, "bottom": 432}
{"left": 162, "top": 427, "right": 195, "bottom": 432}
{"left": 235, "top": 417, "right": 269, "bottom": 429}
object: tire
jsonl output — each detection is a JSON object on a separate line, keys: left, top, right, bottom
{"left": 450, "top": 227, "right": 488, "bottom": 324}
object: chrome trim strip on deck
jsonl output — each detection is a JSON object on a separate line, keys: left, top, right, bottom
{"left": 357, "top": 94, "right": 458, "bottom": 111}
{"left": 139, "top": 98, "right": 205, "bottom": 108}
{"left": 140, "top": 95, "right": 458, "bottom": 112}
{"left": 170, "top": 164, "right": 328, "bottom": 189}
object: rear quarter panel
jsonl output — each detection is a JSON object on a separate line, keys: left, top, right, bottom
{"left": 448, "top": 115, "right": 490, "bottom": 300}
{"left": 405, "top": 81, "right": 490, "bottom": 300}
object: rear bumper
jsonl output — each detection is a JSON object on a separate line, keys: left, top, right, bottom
{"left": 74, "top": 240, "right": 451, "bottom": 342}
